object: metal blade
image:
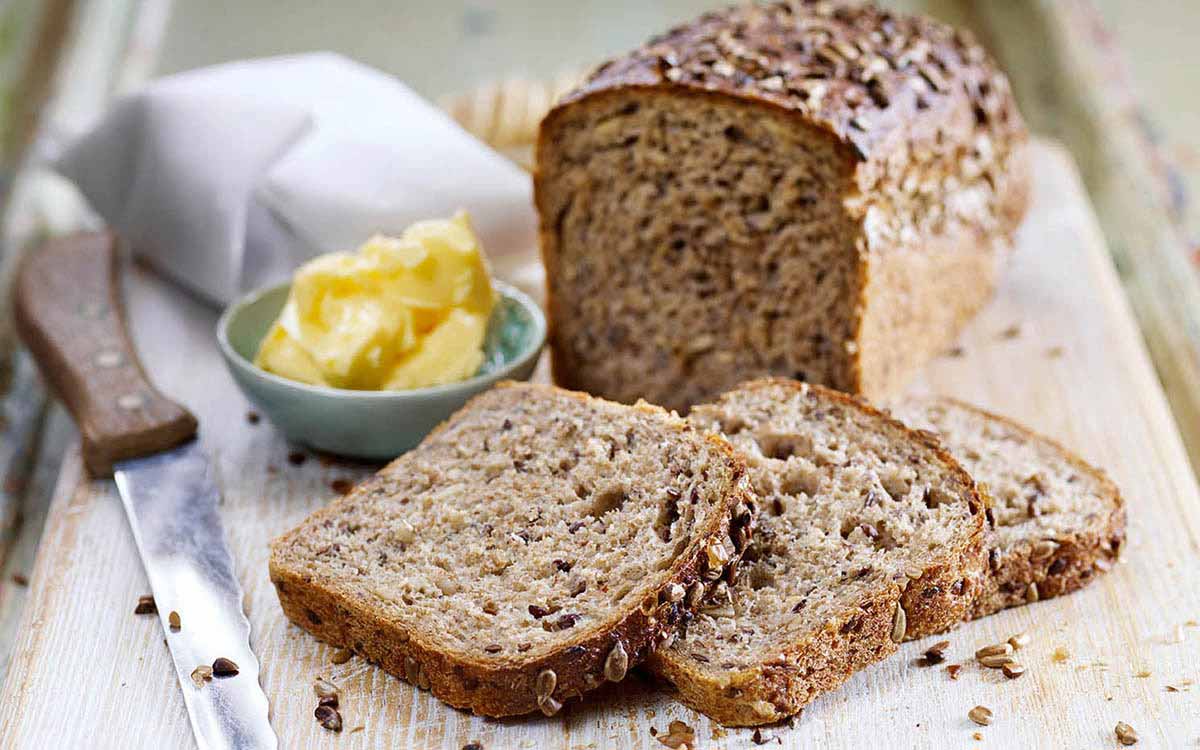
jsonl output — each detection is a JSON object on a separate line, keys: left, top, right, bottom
{"left": 115, "top": 441, "right": 277, "bottom": 750}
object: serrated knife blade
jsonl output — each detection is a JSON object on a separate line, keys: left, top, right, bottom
{"left": 116, "top": 442, "right": 276, "bottom": 749}
{"left": 12, "top": 232, "right": 277, "bottom": 749}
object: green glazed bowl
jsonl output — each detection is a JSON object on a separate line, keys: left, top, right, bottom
{"left": 216, "top": 280, "right": 545, "bottom": 460}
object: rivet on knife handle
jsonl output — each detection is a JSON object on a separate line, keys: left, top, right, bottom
{"left": 11, "top": 231, "right": 197, "bottom": 476}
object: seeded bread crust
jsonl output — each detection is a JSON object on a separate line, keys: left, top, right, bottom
{"left": 270, "top": 382, "right": 756, "bottom": 718}
{"left": 536, "top": 1, "right": 1031, "bottom": 412}
{"left": 895, "top": 397, "right": 1126, "bottom": 618}
{"left": 648, "top": 379, "right": 987, "bottom": 726}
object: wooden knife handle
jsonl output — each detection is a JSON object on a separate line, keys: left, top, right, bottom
{"left": 12, "top": 231, "right": 197, "bottom": 476}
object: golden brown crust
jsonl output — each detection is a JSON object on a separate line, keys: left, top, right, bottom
{"left": 269, "top": 382, "right": 757, "bottom": 718}
{"left": 536, "top": 1, "right": 1032, "bottom": 405}
{"left": 560, "top": 1, "right": 1022, "bottom": 164}
{"left": 929, "top": 397, "right": 1126, "bottom": 619}
{"left": 647, "top": 378, "right": 988, "bottom": 725}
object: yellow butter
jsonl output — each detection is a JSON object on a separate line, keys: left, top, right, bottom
{"left": 254, "top": 211, "right": 495, "bottom": 390}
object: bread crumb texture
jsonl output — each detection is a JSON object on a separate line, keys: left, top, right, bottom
{"left": 650, "top": 379, "right": 986, "bottom": 725}
{"left": 269, "top": 382, "right": 750, "bottom": 717}
{"left": 894, "top": 397, "right": 1125, "bottom": 617}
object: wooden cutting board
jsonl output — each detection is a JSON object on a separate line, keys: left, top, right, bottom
{"left": 1, "top": 140, "right": 1197, "bottom": 748}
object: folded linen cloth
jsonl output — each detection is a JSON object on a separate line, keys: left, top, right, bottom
{"left": 53, "top": 52, "right": 538, "bottom": 307}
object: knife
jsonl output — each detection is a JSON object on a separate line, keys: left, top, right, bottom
{"left": 12, "top": 231, "right": 277, "bottom": 750}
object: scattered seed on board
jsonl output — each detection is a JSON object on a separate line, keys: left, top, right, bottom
{"left": 190, "top": 665, "right": 213, "bottom": 687}
{"left": 315, "top": 704, "right": 343, "bottom": 733}
{"left": 134, "top": 595, "right": 157, "bottom": 615}
{"left": 1052, "top": 646, "right": 1070, "bottom": 663}
{"left": 1002, "top": 662, "right": 1025, "bottom": 679}
{"left": 331, "top": 648, "right": 353, "bottom": 665}
{"left": 314, "top": 677, "right": 339, "bottom": 707}
{"left": 751, "top": 727, "right": 776, "bottom": 744}
{"left": 168, "top": 611, "right": 181, "bottom": 631}
{"left": 947, "top": 664, "right": 962, "bottom": 680}
{"left": 920, "top": 640, "right": 949, "bottom": 666}
{"left": 891, "top": 604, "right": 907, "bottom": 642}
{"left": 1008, "top": 632, "right": 1031, "bottom": 650}
{"left": 976, "top": 643, "right": 1013, "bottom": 660}
{"left": 212, "top": 657, "right": 239, "bottom": 677}
{"left": 979, "top": 654, "right": 1015, "bottom": 669}
{"left": 656, "top": 720, "right": 696, "bottom": 749}
{"left": 968, "top": 705, "right": 993, "bottom": 726}
{"left": 1115, "top": 721, "right": 1138, "bottom": 745}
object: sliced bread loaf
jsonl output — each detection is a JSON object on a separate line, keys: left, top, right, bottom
{"left": 647, "top": 379, "right": 987, "bottom": 726}
{"left": 269, "top": 382, "right": 755, "bottom": 718}
{"left": 536, "top": 1, "right": 1030, "bottom": 413}
{"left": 892, "top": 397, "right": 1125, "bottom": 618}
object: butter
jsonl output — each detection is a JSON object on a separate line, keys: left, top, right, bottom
{"left": 254, "top": 211, "right": 495, "bottom": 390}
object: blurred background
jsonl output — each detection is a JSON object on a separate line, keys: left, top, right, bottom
{"left": 0, "top": 0, "right": 1198, "bottom": 685}
{"left": 0, "top": 2, "right": 1197, "bottom": 228}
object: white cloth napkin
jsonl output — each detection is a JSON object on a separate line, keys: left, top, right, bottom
{"left": 53, "top": 53, "right": 539, "bottom": 307}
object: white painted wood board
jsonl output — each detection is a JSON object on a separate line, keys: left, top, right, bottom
{"left": 0, "top": 140, "right": 1197, "bottom": 748}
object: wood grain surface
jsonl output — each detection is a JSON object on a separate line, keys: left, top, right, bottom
{"left": 0, "top": 140, "right": 1197, "bottom": 748}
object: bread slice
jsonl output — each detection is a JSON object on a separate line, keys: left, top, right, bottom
{"left": 535, "top": 2, "right": 1030, "bottom": 413}
{"left": 647, "top": 379, "right": 987, "bottom": 726}
{"left": 269, "top": 382, "right": 755, "bottom": 718}
{"left": 892, "top": 397, "right": 1125, "bottom": 618}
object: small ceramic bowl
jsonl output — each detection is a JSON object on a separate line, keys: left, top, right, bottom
{"left": 217, "top": 280, "right": 545, "bottom": 459}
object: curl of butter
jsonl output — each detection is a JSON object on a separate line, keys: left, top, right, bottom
{"left": 254, "top": 211, "right": 495, "bottom": 390}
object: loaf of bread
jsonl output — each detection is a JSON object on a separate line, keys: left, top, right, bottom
{"left": 269, "top": 382, "right": 755, "bottom": 718}
{"left": 535, "top": 1, "right": 1030, "bottom": 412}
{"left": 648, "top": 379, "right": 987, "bottom": 726}
{"left": 894, "top": 397, "right": 1125, "bottom": 617}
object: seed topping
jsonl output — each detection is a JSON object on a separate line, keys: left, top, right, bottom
{"left": 134, "top": 595, "right": 157, "bottom": 615}
{"left": 535, "top": 669, "right": 557, "bottom": 701}
{"left": 890, "top": 603, "right": 907, "bottom": 642}
{"left": 605, "top": 640, "right": 629, "bottom": 682}
{"left": 537, "top": 694, "right": 562, "bottom": 717}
